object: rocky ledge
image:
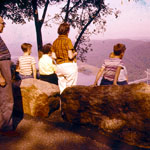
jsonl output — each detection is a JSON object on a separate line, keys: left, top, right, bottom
{"left": 61, "top": 83, "right": 150, "bottom": 149}
{"left": 13, "top": 78, "right": 60, "bottom": 117}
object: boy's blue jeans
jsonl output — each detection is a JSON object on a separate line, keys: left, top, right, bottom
{"left": 100, "top": 77, "right": 128, "bottom": 85}
{"left": 19, "top": 74, "right": 33, "bottom": 80}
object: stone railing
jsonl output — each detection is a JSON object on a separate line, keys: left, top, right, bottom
{"left": 61, "top": 83, "right": 150, "bottom": 149}
{"left": 13, "top": 78, "right": 60, "bottom": 117}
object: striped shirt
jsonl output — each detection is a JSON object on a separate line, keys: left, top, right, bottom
{"left": 0, "top": 36, "right": 11, "bottom": 60}
{"left": 118, "top": 66, "right": 128, "bottom": 82}
{"left": 51, "top": 35, "right": 76, "bottom": 64}
{"left": 102, "top": 58, "right": 124, "bottom": 81}
{"left": 18, "top": 55, "right": 36, "bottom": 76}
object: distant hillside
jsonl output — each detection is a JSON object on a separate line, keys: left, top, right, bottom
{"left": 84, "top": 39, "right": 150, "bottom": 81}
{"left": 9, "top": 39, "right": 150, "bottom": 82}
{"left": 8, "top": 42, "right": 38, "bottom": 58}
{"left": 8, "top": 42, "right": 38, "bottom": 65}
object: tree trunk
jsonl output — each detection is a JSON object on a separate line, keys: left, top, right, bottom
{"left": 32, "top": 0, "right": 43, "bottom": 58}
{"left": 64, "top": 0, "right": 71, "bottom": 22}
{"left": 61, "top": 83, "right": 150, "bottom": 149}
{"left": 35, "top": 21, "right": 43, "bottom": 58}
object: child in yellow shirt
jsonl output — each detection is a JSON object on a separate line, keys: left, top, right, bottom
{"left": 39, "top": 43, "right": 58, "bottom": 85}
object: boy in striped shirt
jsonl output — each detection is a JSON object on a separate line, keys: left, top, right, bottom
{"left": 16, "top": 43, "right": 36, "bottom": 79}
{"left": 93, "top": 43, "right": 126, "bottom": 86}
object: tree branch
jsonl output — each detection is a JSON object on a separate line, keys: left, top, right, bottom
{"left": 64, "top": 0, "right": 81, "bottom": 22}
{"left": 32, "top": 0, "right": 38, "bottom": 22}
{"left": 69, "top": 0, "right": 81, "bottom": 13}
{"left": 64, "top": 0, "right": 71, "bottom": 22}
{"left": 74, "top": 7, "right": 101, "bottom": 50}
{"left": 41, "top": 0, "right": 49, "bottom": 25}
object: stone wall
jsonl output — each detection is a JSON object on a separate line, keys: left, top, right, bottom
{"left": 61, "top": 83, "right": 150, "bottom": 148}
{"left": 13, "top": 79, "right": 60, "bottom": 117}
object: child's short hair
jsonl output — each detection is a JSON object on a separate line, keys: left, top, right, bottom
{"left": 42, "top": 43, "right": 52, "bottom": 54}
{"left": 113, "top": 43, "right": 126, "bottom": 56}
{"left": 58, "top": 22, "right": 70, "bottom": 35}
{"left": 21, "top": 43, "right": 32, "bottom": 52}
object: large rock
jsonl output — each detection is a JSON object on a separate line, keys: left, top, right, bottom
{"left": 61, "top": 83, "right": 150, "bottom": 148}
{"left": 13, "top": 79, "right": 60, "bottom": 117}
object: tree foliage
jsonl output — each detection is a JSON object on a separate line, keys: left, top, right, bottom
{"left": 1, "top": 0, "right": 33, "bottom": 23}
{"left": 49, "top": 0, "right": 120, "bottom": 61}
{"left": 0, "top": 0, "right": 131, "bottom": 60}
{"left": 0, "top": 0, "right": 56, "bottom": 55}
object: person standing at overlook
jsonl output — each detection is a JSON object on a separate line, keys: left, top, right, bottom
{"left": 0, "top": 16, "right": 16, "bottom": 135}
{"left": 51, "top": 22, "right": 78, "bottom": 94}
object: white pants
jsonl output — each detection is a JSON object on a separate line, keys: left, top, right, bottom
{"left": 56, "top": 62, "right": 78, "bottom": 94}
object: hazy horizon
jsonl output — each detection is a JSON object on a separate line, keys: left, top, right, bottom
{"left": 9, "top": 38, "right": 150, "bottom": 83}
{"left": 9, "top": 38, "right": 150, "bottom": 58}
{"left": 1, "top": 0, "right": 150, "bottom": 49}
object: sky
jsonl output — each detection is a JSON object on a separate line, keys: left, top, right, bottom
{"left": 1, "top": 0, "right": 150, "bottom": 56}
{"left": 101, "top": 0, "right": 150, "bottom": 40}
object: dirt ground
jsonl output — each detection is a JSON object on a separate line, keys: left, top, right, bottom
{"left": 0, "top": 110, "right": 147, "bottom": 150}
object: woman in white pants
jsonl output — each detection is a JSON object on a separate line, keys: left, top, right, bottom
{"left": 51, "top": 22, "right": 78, "bottom": 94}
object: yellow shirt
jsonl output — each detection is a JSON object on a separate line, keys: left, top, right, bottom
{"left": 51, "top": 35, "right": 76, "bottom": 64}
{"left": 39, "top": 54, "right": 56, "bottom": 75}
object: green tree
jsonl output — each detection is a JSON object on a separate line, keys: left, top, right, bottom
{"left": 0, "top": 0, "right": 136, "bottom": 60}
{"left": 50, "top": 0, "right": 119, "bottom": 61}
{"left": 0, "top": 0, "right": 57, "bottom": 57}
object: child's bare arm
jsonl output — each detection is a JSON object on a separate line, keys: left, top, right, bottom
{"left": 68, "top": 50, "right": 77, "bottom": 60}
{"left": 32, "top": 64, "right": 37, "bottom": 79}
{"left": 52, "top": 52, "right": 57, "bottom": 60}
{"left": 113, "top": 66, "right": 122, "bottom": 85}
{"left": 15, "top": 60, "right": 20, "bottom": 72}
{"left": 0, "top": 71, "right": 6, "bottom": 87}
{"left": 126, "top": 76, "right": 128, "bottom": 82}
{"left": 93, "top": 67, "right": 105, "bottom": 86}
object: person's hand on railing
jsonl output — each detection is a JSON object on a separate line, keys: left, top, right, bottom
{"left": 0, "top": 74, "right": 6, "bottom": 87}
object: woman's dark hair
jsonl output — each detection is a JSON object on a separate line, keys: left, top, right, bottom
{"left": 42, "top": 43, "right": 52, "bottom": 54}
{"left": 58, "top": 22, "right": 70, "bottom": 35}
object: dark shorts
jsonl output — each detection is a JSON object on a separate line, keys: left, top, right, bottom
{"left": 40, "top": 73, "right": 58, "bottom": 85}
{"left": 100, "top": 77, "right": 113, "bottom": 85}
{"left": 117, "top": 81, "right": 128, "bottom": 85}
{"left": 19, "top": 74, "right": 33, "bottom": 80}
{"left": 100, "top": 77, "right": 128, "bottom": 85}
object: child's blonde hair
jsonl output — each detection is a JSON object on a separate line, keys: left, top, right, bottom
{"left": 21, "top": 43, "right": 32, "bottom": 52}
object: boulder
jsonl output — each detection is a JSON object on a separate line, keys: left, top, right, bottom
{"left": 13, "top": 79, "right": 60, "bottom": 117}
{"left": 61, "top": 83, "right": 150, "bottom": 148}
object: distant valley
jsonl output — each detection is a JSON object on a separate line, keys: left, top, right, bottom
{"left": 83, "top": 39, "right": 150, "bottom": 82}
{"left": 9, "top": 39, "right": 150, "bottom": 82}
